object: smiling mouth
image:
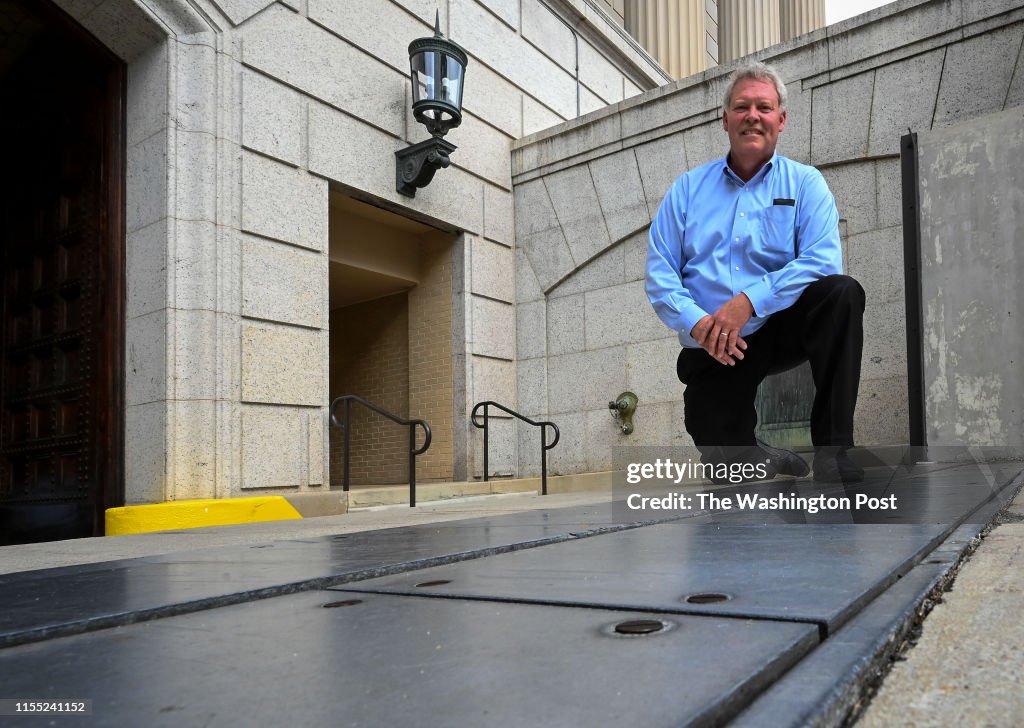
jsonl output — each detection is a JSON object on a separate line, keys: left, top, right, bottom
{"left": 741, "top": 129, "right": 764, "bottom": 136}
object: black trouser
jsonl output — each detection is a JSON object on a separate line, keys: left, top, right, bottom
{"left": 676, "top": 275, "right": 865, "bottom": 456}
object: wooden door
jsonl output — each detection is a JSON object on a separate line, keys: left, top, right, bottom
{"left": 0, "top": 0, "right": 125, "bottom": 543}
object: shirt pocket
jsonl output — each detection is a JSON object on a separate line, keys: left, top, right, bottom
{"left": 760, "top": 205, "right": 797, "bottom": 256}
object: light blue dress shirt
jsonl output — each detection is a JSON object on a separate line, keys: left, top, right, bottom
{"left": 646, "top": 153, "right": 842, "bottom": 348}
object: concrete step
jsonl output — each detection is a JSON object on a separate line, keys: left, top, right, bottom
{"left": 347, "top": 471, "right": 613, "bottom": 509}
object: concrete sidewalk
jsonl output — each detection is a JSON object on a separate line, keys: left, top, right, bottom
{"left": 856, "top": 484, "right": 1024, "bottom": 727}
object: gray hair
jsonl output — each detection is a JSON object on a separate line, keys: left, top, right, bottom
{"left": 722, "top": 61, "right": 788, "bottom": 111}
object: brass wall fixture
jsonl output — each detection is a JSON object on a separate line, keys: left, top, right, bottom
{"left": 609, "top": 392, "right": 638, "bottom": 435}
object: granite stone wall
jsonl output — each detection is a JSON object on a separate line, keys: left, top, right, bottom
{"left": 512, "top": 0, "right": 1024, "bottom": 475}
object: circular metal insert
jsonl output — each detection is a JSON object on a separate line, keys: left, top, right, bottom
{"left": 415, "top": 579, "right": 452, "bottom": 588}
{"left": 322, "top": 599, "right": 363, "bottom": 608}
{"left": 685, "top": 593, "right": 731, "bottom": 604}
{"left": 614, "top": 619, "right": 667, "bottom": 635}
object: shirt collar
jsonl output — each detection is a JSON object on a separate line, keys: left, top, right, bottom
{"left": 722, "top": 152, "right": 778, "bottom": 186}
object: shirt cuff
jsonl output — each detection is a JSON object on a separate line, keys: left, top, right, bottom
{"left": 679, "top": 303, "right": 709, "bottom": 339}
{"left": 742, "top": 281, "right": 773, "bottom": 317}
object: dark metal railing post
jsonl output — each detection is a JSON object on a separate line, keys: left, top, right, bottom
{"left": 482, "top": 403, "right": 489, "bottom": 483}
{"left": 471, "top": 401, "right": 559, "bottom": 496}
{"left": 343, "top": 397, "right": 352, "bottom": 492}
{"left": 409, "top": 424, "right": 417, "bottom": 508}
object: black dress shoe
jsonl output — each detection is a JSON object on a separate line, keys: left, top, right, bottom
{"left": 756, "top": 438, "right": 810, "bottom": 478}
{"left": 813, "top": 448, "right": 864, "bottom": 483}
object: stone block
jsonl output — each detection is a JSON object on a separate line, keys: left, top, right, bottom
{"left": 515, "top": 414, "right": 543, "bottom": 477}
{"left": 127, "top": 132, "right": 168, "bottom": 234}
{"left": 579, "top": 35, "right": 625, "bottom": 105}
{"left": 451, "top": 0, "right": 575, "bottom": 119}
{"left": 820, "top": 161, "right": 877, "bottom": 237}
{"left": 963, "top": 0, "right": 1024, "bottom": 25}
{"left": 583, "top": 407, "right": 615, "bottom": 472}
{"left": 309, "top": 0, "right": 427, "bottom": 72}
{"left": 625, "top": 400, "right": 688, "bottom": 448}
{"left": 875, "top": 158, "right": 903, "bottom": 230}
{"left": 545, "top": 163, "right": 611, "bottom": 266}
{"left": 846, "top": 226, "right": 904, "bottom": 305}
{"left": 620, "top": 82, "right": 714, "bottom": 140}
{"left": 242, "top": 70, "right": 303, "bottom": 166}
{"left": 242, "top": 235, "right": 327, "bottom": 328}
{"left": 241, "top": 152, "right": 327, "bottom": 251}
{"left": 517, "top": 357, "right": 548, "bottom": 416}
{"left": 241, "top": 406, "right": 306, "bottom": 489}
{"left": 463, "top": 61, "right": 524, "bottom": 138}
{"left": 173, "top": 219, "right": 219, "bottom": 311}
{"left": 172, "top": 309, "right": 218, "bottom": 400}
{"left": 215, "top": 0, "right": 275, "bottom": 26}
{"left": 827, "top": 0, "right": 962, "bottom": 71}
{"left": 682, "top": 121, "right": 725, "bottom": 171}
{"left": 125, "top": 401, "right": 167, "bottom": 504}
{"left": 241, "top": 324, "right": 325, "bottom": 406}
{"left": 471, "top": 415, "right": 516, "bottom": 477}
{"left": 1007, "top": 36, "right": 1024, "bottom": 109}
{"left": 470, "top": 355, "right": 516, "bottom": 407}
{"left": 585, "top": 280, "right": 668, "bottom": 350}
{"left": 624, "top": 78, "right": 642, "bottom": 100}
{"left": 522, "top": 94, "right": 565, "bottom": 136}
{"left": 635, "top": 133, "right": 686, "bottom": 218}
{"left": 547, "top": 348, "right": 626, "bottom": 414}
{"left": 762, "top": 37, "right": 830, "bottom": 90}
{"left": 547, "top": 293, "right": 585, "bottom": 356}
{"left": 309, "top": 408, "right": 326, "bottom": 485}
{"left": 546, "top": 410, "right": 587, "bottom": 475}
{"left": 176, "top": 130, "right": 217, "bottom": 223}
{"left": 170, "top": 399, "right": 217, "bottom": 500}
{"left": 471, "top": 296, "right": 515, "bottom": 359}
{"left": 861, "top": 298, "right": 908, "bottom": 383}
{"left": 515, "top": 246, "right": 545, "bottom": 303}
{"left": 514, "top": 178, "right": 576, "bottom": 292}
{"left": 482, "top": 0, "right": 519, "bottom": 28}
{"left": 484, "top": 184, "right": 515, "bottom": 245}
{"left": 623, "top": 228, "right": 650, "bottom": 283}
{"left": 775, "top": 83, "right": 810, "bottom": 164}
{"left": 855, "top": 376, "right": 910, "bottom": 447}
{"left": 626, "top": 337, "right": 683, "bottom": 405}
{"left": 933, "top": 24, "right": 1023, "bottom": 129}
{"left": 127, "top": 219, "right": 168, "bottom": 318}
{"left": 516, "top": 300, "right": 547, "bottom": 359}
{"left": 515, "top": 112, "right": 622, "bottom": 174}
{"left": 811, "top": 71, "right": 873, "bottom": 165}
{"left": 174, "top": 39, "right": 216, "bottom": 135}
{"left": 550, "top": 243, "right": 625, "bottom": 298}
{"left": 868, "top": 48, "right": 944, "bottom": 156}
{"left": 126, "top": 309, "right": 167, "bottom": 406}
{"left": 522, "top": 0, "right": 575, "bottom": 74}
{"left": 127, "top": 41, "right": 167, "bottom": 146}
{"left": 469, "top": 236, "right": 514, "bottom": 302}
{"left": 241, "top": 5, "right": 404, "bottom": 137}
{"left": 75, "top": 0, "right": 165, "bottom": 63}
{"left": 589, "top": 148, "right": 650, "bottom": 244}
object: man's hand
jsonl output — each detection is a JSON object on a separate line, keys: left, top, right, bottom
{"left": 690, "top": 293, "right": 754, "bottom": 365}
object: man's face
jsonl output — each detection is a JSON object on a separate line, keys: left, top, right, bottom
{"left": 722, "top": 78, "right": 787, "bottom": 162}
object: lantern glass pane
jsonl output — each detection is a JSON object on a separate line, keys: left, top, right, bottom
{"left": 410, "top": 51, "right": 436, "bottom": 105}
{"left": 440, "top": 56, "right": 463, "bottom": 109}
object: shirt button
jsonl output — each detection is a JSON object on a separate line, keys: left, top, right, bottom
{"left": 739, "top": 212, "right": 745, "bottom": 217}
{"left": 734, "top": 237, "right": 739, "bottom": 242}
{"left": 735, "top": 266, "right": 740, "bottom": 271}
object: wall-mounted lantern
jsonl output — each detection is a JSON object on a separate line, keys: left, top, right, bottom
{"left": 396, "top": 12, "right": 469, "bottom": 198}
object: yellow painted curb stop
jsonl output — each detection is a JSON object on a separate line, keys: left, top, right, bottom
{"left": 105, "top": 497, "right": 303, "bottom": 536}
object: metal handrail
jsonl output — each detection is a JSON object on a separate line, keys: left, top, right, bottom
{"left": 471, "top": 401, "right": 560, "bottom": 495}
{"left": 329, "top": 394, "right": 432, "bottom": 507}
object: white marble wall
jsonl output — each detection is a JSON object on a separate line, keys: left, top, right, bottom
{"left": 57, "top": 0, "right": 665, "bottom": 501}
{"left": 512, "top": 0, "right": 1024, "bottom": 474}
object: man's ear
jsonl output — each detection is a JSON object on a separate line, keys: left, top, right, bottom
{"left": 778, "top": 109, "right": 787, "bottom": 133}
{"left": 722, "top": 110, "right": 729, "bottom": 132}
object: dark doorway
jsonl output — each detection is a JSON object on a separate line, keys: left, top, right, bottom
{"left": 0, "top": 0, "right": 125, "bottom": 543}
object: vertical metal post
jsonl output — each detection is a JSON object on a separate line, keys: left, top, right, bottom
{"left": 343, "top": 398, "right": 351, "bottom": 492}
{"left": 901, "top": 132, "right": 926, "bottom": 448}
{"left": 540, "top": 425, "right": 548, "bottom": 496}
{"left": 482, "top": 403, "right": 489, "bottom": 483}
{"left": 409, "top": 425, "right": 417, "bottom": 508}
